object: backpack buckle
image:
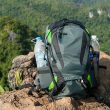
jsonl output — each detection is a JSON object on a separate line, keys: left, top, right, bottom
{"left": 80, "top": 79, "right": 87, "bottom": 89}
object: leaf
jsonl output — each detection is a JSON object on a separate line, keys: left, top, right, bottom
{"left": 0, "top": 85, "right": 4, "bottom": 93}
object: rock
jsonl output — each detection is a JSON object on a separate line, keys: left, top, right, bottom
{"left": 45, "top": 97, "right": 79, "bottom": 110}
{"left": 94, "top": 51, "right": 110, "bottom": 106}
{"left": 20, "top": 60, "right": 33, "bottom": 68}
{"left": 0, "top": 89, "right": 36, "bottom": 110}
{"left": 8, "top": 31, "right": 16, "bottom": 41}
{"left": 8, "top": 52, "right": 37, "bottom": 89}
{"left": 27, "top": 52, "right": 35, "bottom": 61}
{"left": 12, "top": 52, "right": 35, "bottom": 68}
{"left": 0, "top": 89, "right": 109, "bottom": 110}
{"left": 79, "top": 98, "right": 110, "bottom": 110}
{"left": 4, "top": 51, "right": 110, "bottom": 110}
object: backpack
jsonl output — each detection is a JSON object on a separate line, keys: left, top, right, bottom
{"left": 35, "top": 19, "right": 100, "bottom": 99}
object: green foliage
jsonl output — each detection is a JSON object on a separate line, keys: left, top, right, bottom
{"left": 0, "top": 0, "right": 110, "bottom": 89}
{"left": 0, "top": 16, "right": 37, "bottom": 88}
{"left": 0, "top": 85, "right": 4, "bottom": 93}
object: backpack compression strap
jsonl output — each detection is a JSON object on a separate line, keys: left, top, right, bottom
{"left": 46, "top": 43, "right": 65, "bottom": 96}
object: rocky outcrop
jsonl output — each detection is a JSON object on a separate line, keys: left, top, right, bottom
{"left": 94, "top": 51, "right": 110, "bottom": 105}
{"left": 0, "top": 88, "right": 110, "bottom": 110}
{"left": 8, "top": 52, "right": 37, "bottom": 89}
{"left": 0, "top": 51, "right": 110, "bottom": 110}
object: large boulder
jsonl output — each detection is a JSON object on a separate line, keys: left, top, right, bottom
{"left": 0, "top": 90, "right": 75, "bottom": 110}
{"left": 94, "top": 51, "right": 110, "bottom": 105}
{"left": 0, "top": 88, "right": 109, "bottom": 110}
{"left": 8, "top": 52, "right": 37, "bottom": 89}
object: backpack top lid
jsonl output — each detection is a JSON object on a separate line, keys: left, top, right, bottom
{"left": 46, "top": 19, "right": 90, "bottom": 44}
{"left": 48, "top": 19, "right": 86, "bottom": 31}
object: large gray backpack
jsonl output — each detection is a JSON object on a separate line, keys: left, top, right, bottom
{"left": 36, "top": 19, "right": 99, "bottom": 99}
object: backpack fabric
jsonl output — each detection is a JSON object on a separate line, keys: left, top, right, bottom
{"left": 36, "top": 19, "right": 99, "bottom": 99}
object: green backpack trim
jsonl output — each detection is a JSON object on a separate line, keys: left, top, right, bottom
{"left": 87, "top": 73, "right": 93, "bottom": 88}
{"left": 48, "top": 76, "right": 58, "bottom": 91}
{"left": 47, "top": 29, "right": 52, "bottom": 44}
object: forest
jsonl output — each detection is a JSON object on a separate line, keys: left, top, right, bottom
{"left": 0, "top": 0, "right": 110, "bottom": 91}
